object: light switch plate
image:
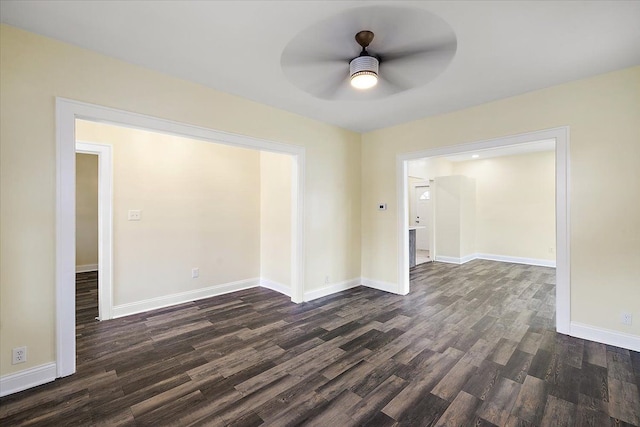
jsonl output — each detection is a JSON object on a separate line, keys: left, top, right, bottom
{"left": 128, "top": 210, "right": 141, "bottom": 221}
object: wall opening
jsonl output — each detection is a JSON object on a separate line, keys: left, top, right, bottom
{"left": 56, "top": 98, "right": 305, "bottom": 378}
{"left": 397, "top": 127, "right": 570, "bottom": 334}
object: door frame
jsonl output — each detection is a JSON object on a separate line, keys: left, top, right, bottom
{"left": 75, "top": 142, "right": 113, "bottom": 321}
{"left": 56, "top": 97, "right": 306, "bottom": 378}
{"left": 396, "top": 127, "right": 570, "bottom": 334}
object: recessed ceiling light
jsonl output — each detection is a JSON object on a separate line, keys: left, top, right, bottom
{"left": 471, "top": 154, "right": 480, "bottom": 158}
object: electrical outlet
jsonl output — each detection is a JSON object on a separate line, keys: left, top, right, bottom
{"left": 12, "top": 346, "right": 27, "bottom": 364}
{"left": 621, "top": 312, "right": 632, "bottom": 326}
{"left": 192, "top": 268, "right": 199, "bottom": 279}
{"left": 325, "top": 275, "right": 329, "bottom": 285}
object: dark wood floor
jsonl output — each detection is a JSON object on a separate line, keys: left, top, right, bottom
{"left": 1, "top": 261, "right": 639, "bottom": 426}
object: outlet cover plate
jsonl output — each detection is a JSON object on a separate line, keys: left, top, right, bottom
{"left": 12, "top": 346, "right": 27, "bottom": 364}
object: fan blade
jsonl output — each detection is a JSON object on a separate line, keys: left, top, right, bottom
{"left": 285, "top": 59, "right": 349, "bottom": 99}
{"left": 378, "top": 73, "right": 412, "bottom": 94}
{"left": 317, "top": 77, "right": 353, "bottom": 100}
{"left": 379, "top": 36, "right": 457, "bottom": 63}
{"left": 281, "top": 51, "right": 351, "bottom": 69}
{"left": 378, "top": 37, "right": 456, "bottom": 90}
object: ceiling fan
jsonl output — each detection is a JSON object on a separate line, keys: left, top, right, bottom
{"left": 280, "top": 6, "right": 458, "bottom": 101}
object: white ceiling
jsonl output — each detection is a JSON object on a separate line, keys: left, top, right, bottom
{"left": 2, "top": 1, "right": 639, "bottom": 133}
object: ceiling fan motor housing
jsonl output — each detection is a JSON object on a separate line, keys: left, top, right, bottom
{"left": 350, "top": 55, "right": 379, "bottom": 79}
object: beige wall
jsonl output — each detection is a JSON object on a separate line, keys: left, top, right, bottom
{"left": 408, "top": 157, "right": 453, "bottom": 180}
{"left": 434, "top": 176, "right": 462, "bottom": 258}
{"left": 434, "top": 175, "right": 476, "bottom": 259}
{"left": 362, "top": 66, "right": 640, "bottom": 336}
{"left": 76, "top": 121, "right": 261, "bottom": 305}
{"left": 260, "top": 151, "right": 293, "bottom": 288}
{"left": 0, "top": 25, "right": 361, "bottom": 376}
{"left": 459, "top": 176, "right": 476, "bottom": 258}
{"left": 75, "top": 153, "right": 98, "bottom": 268}
{"left": 453, "top": 151, "right": 556, "bottom": 260}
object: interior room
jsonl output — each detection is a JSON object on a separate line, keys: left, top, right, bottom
{"left": 1, "top": 1, "right": 639, "bottom": 425}
{"left": 74, "top": 120, "right": 295, "bottom": 321}
{"left": 406, "top": 142, "right": 556, "bottom": 269}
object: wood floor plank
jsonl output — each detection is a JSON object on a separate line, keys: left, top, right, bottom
{"left": 489, "top": 338, "right": 520, "bottom": 365}
{"left": 608, "top": 377, "right": 640, "bottom": 425}
{"left": 304, "top": 389, "right": 361, "bottom": 427}
{"left": 510, "top": 375, "right": 548, "bottom": 424}
{"left": 584, "top": 340, "right": 608, "bottom": 368}
{"left": 539, "top": 395, "right": 576, "bottom": 427}
{"left": 476, "top": 377, "right": 521, "bottom": 426}
{"left": 348, "top": 374, "right": 407, "bottom": 425}
{"left": 431, "top": 358, "right": 478, "bottom": 402}
{"left": 381, "top": 351, "right": 458, "bottom": 419}
{"left": 501, "top": 349, "right": 534, "bottom": 384}
{"left": 434, "top": 390, "right": 481, "bottom": 427}
{"left": 394, "top": 392, "right": 449, "bottom": 426}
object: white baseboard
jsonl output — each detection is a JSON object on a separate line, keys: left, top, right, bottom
{"left": 361, "top": 277, "right": 399, "bottom": 294}
{"left": 75, "top": 263, "right": 98, "bottom": 273}
{"left": 570, "top": 322, "right": 640, "bottom": 352}
{"left": 112, "top": 277, "right": 260, "bottom": 318}
{"left": 0, "top": 362, "right": 57, "bottom": 397}
{"left": 435, "top": 253, "right": 555, "bottom": 268}
{"left": 434, "top": 255, "right": 473, "bottom": 265}
{"left": 460, "top": 253, "right": 477, "bottom": 264}
{"left": 434, "top": 255, "right": 459, "bottom": 264}
{"left": 303, "top": 278, "right": 361, "bottom": 302}
{"left": 476, "top": 253, "right": 556, "bottom": 268}
{"left": 260, "top": 278, "right": 291, "bottom": 297}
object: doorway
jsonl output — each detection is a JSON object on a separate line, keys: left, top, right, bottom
{"left": 75, "top": 152, "right": 99, "bottom": 323}
{"left": 55, "top": 98, "right": 306, "bottom": 378}
{"left": 412, "top": 183, "right": 432, "bottom": 264}
{"left": 397, "top": 127, "right": 570, "bottom": 335}
{"left": 75, "top": 142, "right": 113, "bottom": 321}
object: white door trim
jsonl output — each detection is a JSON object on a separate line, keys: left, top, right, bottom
{"left": 56, "top": 97, "right": 306, "bottom": 378}
{"left": 75, "top": 142, "right": 113, "bottom": 321}
{"left": 396, "top": 126, "right": 570, "bottom": 335}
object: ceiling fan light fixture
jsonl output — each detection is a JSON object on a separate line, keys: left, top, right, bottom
{"left": 351, "top": 71, "right": 378, "bottom": 89}
{"left": 350, "top": 55, "right": 379, "bottom": 89}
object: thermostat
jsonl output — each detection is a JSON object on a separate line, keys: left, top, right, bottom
{"left": 377, "top": 203, "right": 387, "bottom": 211}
